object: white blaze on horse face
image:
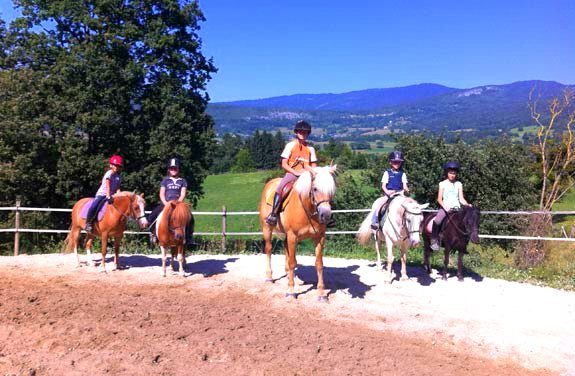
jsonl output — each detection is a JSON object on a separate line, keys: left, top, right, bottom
{"left": 136, "top": 198, "right": 148, "bottom": 228}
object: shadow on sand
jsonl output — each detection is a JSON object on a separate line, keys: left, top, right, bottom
{"left": 295, "top": 264, "right": 374, "bottom": 299}
{"left": 91, "top": 255, "right": 239, "bottom": 277}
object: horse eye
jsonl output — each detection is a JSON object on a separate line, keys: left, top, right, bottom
{"left": 313, "top": 187, "right": 318, "bottom": 192}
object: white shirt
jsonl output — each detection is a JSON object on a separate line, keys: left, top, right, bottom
{"left": 381, "top": 170, "right": 408, "bottom": 184}
{"left": 439, "top": 180, "right": 463, "bottom": 210}
{"left": 280, "top": 140, "right": 318, "bottom": 163}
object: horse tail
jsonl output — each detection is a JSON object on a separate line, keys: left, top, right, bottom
{"left": 63, "top": 225, "right": 74, "bottom": 253}
{"left": 357, "top": 196, "right": 388, "bottom": 245}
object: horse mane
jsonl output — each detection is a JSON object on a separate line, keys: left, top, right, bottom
{"left": 294, "top": 166, "right": 336, "bottom": 198}
{"left": 170, "top": 201, "right": 192, "bottom": 226}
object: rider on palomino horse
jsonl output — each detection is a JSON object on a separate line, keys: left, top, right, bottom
{"left": 147, "top": 158, "right": 193, "bottom": 245}
{"left": 266, "top": 120, "right": 318, "bottom": 226}
{"left": 430, "top": 161, "right": 472, "bottom": 250}
{"left": 370, "top": 150, "right": 410, "bottom": 230}
{"left": 85, "top": 154, "right": 123, "bottom": 233}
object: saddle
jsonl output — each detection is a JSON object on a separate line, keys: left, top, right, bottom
{"left": 266, "top": 181, "right": 295, "bottom": 212}
{"left": 376, "top": 194, "right": 401, "bottom": 226}
{"left": 79, "top": 198, "right": 109, "bottom": 222}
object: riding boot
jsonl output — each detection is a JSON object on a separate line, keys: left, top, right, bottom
{"left": 266, "top": 193, "right": 282, "bottom": 226}
{"left": 430, "top": 222, "right": 441, "bottom": 251}
{"left": 149, "top": 224, "right": 158, "bottom": 245}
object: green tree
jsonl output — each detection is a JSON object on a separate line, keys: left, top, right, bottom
{"left": 231, "top": 149, "right": 255, "bottom": 173}
{"left": 1, "top": 0, "right": 216, "bottom": 210}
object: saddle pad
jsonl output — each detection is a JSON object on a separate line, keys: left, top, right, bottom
{"left": 425, "top": 215, "right": 436, "bottom": 233}
{"left": 80, "top": 199, "right": 109, "bottom": 222}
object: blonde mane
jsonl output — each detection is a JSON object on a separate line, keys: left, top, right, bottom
{"left": 294, "top": 166, "right": 337, "bottom": 198}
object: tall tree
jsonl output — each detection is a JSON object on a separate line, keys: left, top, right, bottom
{"left": 1, "top": 0, "right": 217, "bottom": 208}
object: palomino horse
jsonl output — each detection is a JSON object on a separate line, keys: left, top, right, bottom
{"left": 357, "top": 194, "right": 429, "bottom": 283}
{"left": 422, "top": 206, "right": 480, "bottom": 281}
{"left": 155, "top": 200, "right": 193, "bottom": 277}
{"left": 259, "top": 165, "right": 337, "bottom": 301}
{"left": 65, "top": 192, "right": 148, "bottom": 272}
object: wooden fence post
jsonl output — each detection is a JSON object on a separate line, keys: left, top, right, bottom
{"left": 14, "top": 199, "right": 21, "bottom": 256}
{"left": 221, "top": 205, "right": 227, "bottom": 252}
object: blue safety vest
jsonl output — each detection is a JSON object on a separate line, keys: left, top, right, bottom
{"left": 386, "top": 169, "right": 404, "bottom": 191}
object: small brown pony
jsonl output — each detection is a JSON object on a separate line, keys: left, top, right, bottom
{"left": 259, "top": 165, "right": 337, "bottom": 301}
{"left": 155, "top": 200, "right": 193, "bottom": 277}
{"left": 66, "top": 192, "right": 148, "bottom": 272}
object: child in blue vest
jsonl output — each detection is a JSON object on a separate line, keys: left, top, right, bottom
{"left": 370, "top": 150, "right": 410, "bottom": 230}
{"left": 85, "top": 155, "right": 123, "bottom": 232}
{"left": 147, "top": 158, "right": 193, "bottom": 245}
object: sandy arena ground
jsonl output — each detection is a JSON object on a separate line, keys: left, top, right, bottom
{"left": 0, "top": 252, "right": 573, "bottom": 375}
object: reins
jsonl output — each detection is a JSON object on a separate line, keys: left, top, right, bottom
{"left": 297, "top": 174, "right": 333, "bottom": 234}
{"left": 380, "top": 198, "right": 422, "bottom": 241}
{"left": 444, "top": 208, "right": 471, "bottom": 237}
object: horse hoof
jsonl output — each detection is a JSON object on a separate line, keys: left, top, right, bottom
{"left": 317, "top": 296, "right": 328, "bottom": 303}
{"left": 458, "top": 277, "right": 464, "bottom": 282}
{"left": 442, "top": 275, "right": 448, "bottom": 281}
{"left": 264, "top": 278, "right": 274, "bottom": 283}
{"left": 400, "top": 276, "right": 409, "bottom": 282}
{"left": 285, "top": 293, "right": 297, "bottom": 299}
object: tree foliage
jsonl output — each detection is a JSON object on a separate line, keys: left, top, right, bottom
{"left": 0, "top": 0, "right": 216, "bottom": 209}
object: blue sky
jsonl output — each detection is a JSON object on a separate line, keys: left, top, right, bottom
{"left": 2, "top": 1, "right": 574, "bottom": 102}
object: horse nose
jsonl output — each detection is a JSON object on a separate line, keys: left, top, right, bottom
{"left": 318, "top": 206, "right": 332, "bottom": 224}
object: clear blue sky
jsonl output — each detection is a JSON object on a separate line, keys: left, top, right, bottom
{"left": 2, "top": 1, "right": 574, "bottom": 102}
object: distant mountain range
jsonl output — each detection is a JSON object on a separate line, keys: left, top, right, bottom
{"left": 207, "top": 80, "right": 574, "bottom": 140}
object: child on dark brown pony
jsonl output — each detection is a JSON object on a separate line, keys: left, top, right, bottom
{"left": 430, "top": 161, "right": 472, "bottom": 251}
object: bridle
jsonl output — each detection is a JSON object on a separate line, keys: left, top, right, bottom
{"left": 380, "top": 201, "right": 423, "bottom": 242}
{"left": 109, "top": 194, "right": 146, "bottom": 224}
{"left": 444, "top": 208, "right": 472, "bottom": 236}
{"left": 298, "top": 175, "right": 334, "bottom": 232}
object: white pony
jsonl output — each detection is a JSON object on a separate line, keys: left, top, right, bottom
{"left": 357, "top": 194, "right": 429, "bottom": 283}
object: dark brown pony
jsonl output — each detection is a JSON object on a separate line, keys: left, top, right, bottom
{"left": 66, "top": 192, "right": 148, "bottom": 272}
{"left": 259, "top": 165, "right": 337, "bottom": 301}
{"left": 156, "top": 200, "right": 193, "bottom": 277}
{"left": 422, "top": 206, "right": 480, "bottom": 281}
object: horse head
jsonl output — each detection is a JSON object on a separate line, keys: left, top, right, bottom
{"left": 132, "top": 193, "right": 148, "bottom": 229}
{"left": 401, "top": 200, "right": 429, "bottom": 247}
{"left": 294, "top": 165, "right": 337, "bottom": 225}
{"left": 168, "top": 201, "right": 191, "bottom": 241}
{"left": 463, "top": 206, "right": 480, "bottom": 243}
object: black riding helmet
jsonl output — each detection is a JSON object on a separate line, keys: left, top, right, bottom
{"left": 294, "top": 120, "right": 312, "bottom": 134}
{"left": 167, "top": 157, "right": 181, "bottom": 169}
{"left": 388, "top": 150, "right": 404, "bottom": 162}
{"left": 444, "top": 161, "right": 460, "bottom": 171}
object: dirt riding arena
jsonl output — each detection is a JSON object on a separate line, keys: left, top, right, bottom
{"left": 0, "top": 253, "right": 573, "bottom": 376}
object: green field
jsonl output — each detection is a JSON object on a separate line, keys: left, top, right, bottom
{"left": 194, "top": 171, "right": 271, "bottom": 233}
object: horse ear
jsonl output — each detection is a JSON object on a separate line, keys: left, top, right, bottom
{"left": 329, "top": 164, "right": 337, "bottom": 174}
{"left": 139, "top": 193, "right": 145, "bottom": 198}
{"left": 419, "top": 203, "right": 430, "bottom": 209}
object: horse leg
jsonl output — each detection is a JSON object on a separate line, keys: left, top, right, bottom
{"left": 442, "top": 247, "right": 450, "bottom": 280}
{"left": 100, "top": 233, "right": 109, "bottom": 273}
{"left": 177, "top": 246, "right": 185, "bottom": 277}
{"left": 457, "top": 250, "right": 465, "bottom": 281}
{"left": 285, "top": 232, "right": 297, "bottom": 299}
{"left": 85, "top": 236, "right": 95, "bottom": 267}
{"left": 171, "top": 247, "right": 177, "bottom": 272}
{"left": 263, "top": 228, "right": 273, "bottom": 283}
{"left": 374, "top": 232, "right": 382, "bottom": 270}
{"left": 399, "top": 241, "right": 408, "bottom": 281}
{"left": 160, "top": 246, "right": 167, "bottom": 277}
{"left": 112, "top": 235, "right": 122, "bottom": 271}
{"left": 423, "top": 243, "right": 431, "bottom": 274}
{"left": 71, "top": 225, "right": 82, "bottom": 268}
{"left": 314, "top": 236, "right": 327, "bottom": 301}
{"left": 384, "top": 235, "right": 395, "bottom": 284}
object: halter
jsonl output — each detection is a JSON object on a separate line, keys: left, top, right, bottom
{"left": 444, "top": 208, "right": 471, "bottom": 236}
{"left": 109, "top": 194, "right": 146, "bottom": 223}
{"left": 297, "top": 174, "right": 333, "bottom": 233}
{"left": 381, "top": 202, "right": 423, "bottom": 241}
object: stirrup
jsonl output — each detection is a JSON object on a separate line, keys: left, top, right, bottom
{"left": 149, "top": 233, "right": 158, "bottom": 245}
{"left": 266, "top": 213, "right": 278, "bottom": 226}
{"left": 370, "top": 223, "right": 379, "bottom": 231}
{"left": 430, "top": 239, "right": 440, "bottom": 251}
{"left": 84, "top": 222, "right": 93, "bottom": 233}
